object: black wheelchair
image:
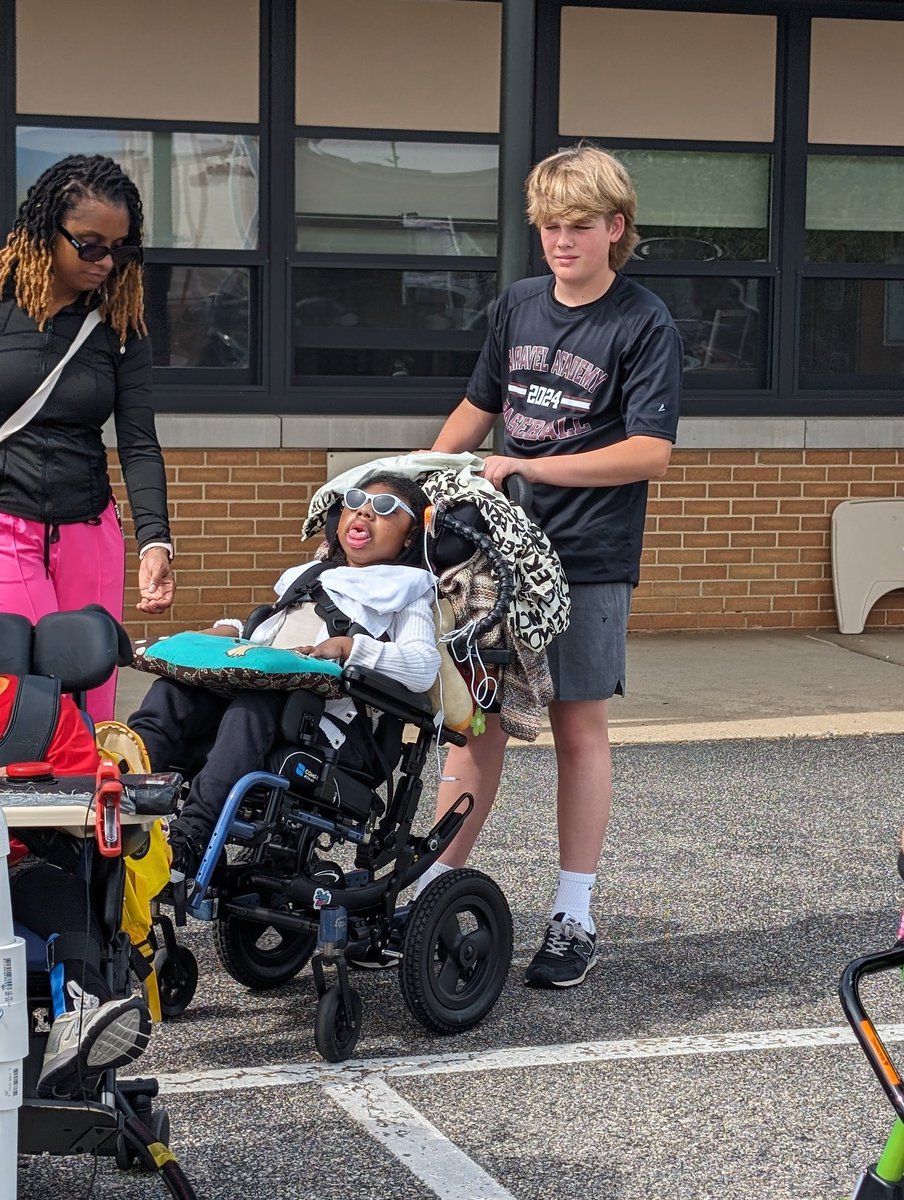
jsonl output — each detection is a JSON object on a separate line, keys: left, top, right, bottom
{"left": 174, "top": 497, "right": 518, "bottom": 1062}
{"left": 0, "top": 606, "right": 197, "bottom": 1197}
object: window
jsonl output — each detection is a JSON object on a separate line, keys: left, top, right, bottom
{"left": 800, "top": 279, "right": 904, "bottom": 390}
{"left": 16, "top": 0, "right": 259, "bottom": 123}
{"left": 296, "top": 0, "right": 500, "bottom": 133}
{"left": 292, "top": 266, "right": 492, "bottom": 382}
{"left": 639, "top": 276, "right": 769, "bottom": 389}
{"left": 620, "top": 150, "right": 771, "bottom": 262}
{"left": 144, "top": 266, "right": 255, "bottom": 374}
{"left": 806, "top": 156, "right": 904, "bottom": 264}
{"left": 810, "top": 18, "right": 904, "bottom": 146}
{"left": 17, "top": 128, "right": 259, "bottom": 251}
{"left": 296, "top": 140, "right": 497, "bottom": 256}
{"left": 560, "top": 8, "right": 776, "bottom": 142}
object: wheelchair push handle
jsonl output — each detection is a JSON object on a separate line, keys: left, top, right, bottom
{"left": 502, "top": 471, "right": 535, "bottom": 519}
{"left": 94, "top": 759, "right": 123, "bottom": 857}
{"left": 839, "top": 944, "right": 904, "bottom": 1123}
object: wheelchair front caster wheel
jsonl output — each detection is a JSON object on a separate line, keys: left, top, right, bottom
{"left": 136, "top": 1108, "right": 172, "bottom": 1172}
{"left": 400, "top": 867, "right": 512, "bottom": 1034}
{"left": 157, "top": 944, "right": 199, "bottom": 1019}
{"left": 115, "top": 1106, "right": 172, "bottom": 1173}
{"left": 115, "top": 1132, "right": 138, "bottom": 1171}
{"left": 314, "top": 982, "right": 363, "bottom": 1062}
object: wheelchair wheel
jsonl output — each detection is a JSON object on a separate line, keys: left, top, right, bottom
{"left": 399, "top": 868, "right": 512, "bottom": 1034}
{"left": 314, "top": 982, "right": 363, "bottom": 1062}
{"left": 157, "top": 945, "right": 199, "bottom": 1019}
{"left": 214, "top": 911, "right": 316, "bottom": 990}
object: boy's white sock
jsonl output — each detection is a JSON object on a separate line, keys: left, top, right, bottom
{"left": 414, "top": 859, "right": 454, "bottom": 898}
{"left": 552, "top": 869, "right": 596, "bottom": 934}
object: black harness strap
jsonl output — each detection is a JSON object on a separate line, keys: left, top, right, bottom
{"left": 247, "top": 561, "right": 383, "bottom": 642}
{"left": 47, "top": 930, "right": 100, "bottom": 973}
{"left": 0, "top": 674, "right": 61, "bottom": 766}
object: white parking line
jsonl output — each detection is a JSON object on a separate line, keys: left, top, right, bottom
{"left": 324, "top": 1077, "right": 517, "bottom": 1200}
{"left": 152, "top": 1020, "right": 904, "bottom": 1095}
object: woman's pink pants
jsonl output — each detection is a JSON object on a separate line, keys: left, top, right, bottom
{"left": 0, "top": 500, "right": 125, "bottom": 722}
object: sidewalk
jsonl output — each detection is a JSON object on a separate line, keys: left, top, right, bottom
{"left": 114, "top": 627, "right": 904, "bottom": 747}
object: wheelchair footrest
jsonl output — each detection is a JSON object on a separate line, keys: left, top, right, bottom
{"left": 19, "top": 1098, "right": 120, "bottom": 1157}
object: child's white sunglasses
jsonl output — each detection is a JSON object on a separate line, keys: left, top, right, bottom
{"left": 342, "top": 487, "right": 416, "bottom": 519}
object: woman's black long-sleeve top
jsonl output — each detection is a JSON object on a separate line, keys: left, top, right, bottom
{"left": 0, "top": 290, "right": 171, "bottom": 549}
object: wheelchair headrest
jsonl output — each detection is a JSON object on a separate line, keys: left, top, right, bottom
{"left": 322, "top": 497, "right": 488, "bottom": 576}
{"left": 0, "top": 613, "right": 34, "bottom": 676}
{"left": 33, "top": 606, "right": 134, "bottom": 693}
{"left": 425, "top": 500, "right": 487, "bottom": 574}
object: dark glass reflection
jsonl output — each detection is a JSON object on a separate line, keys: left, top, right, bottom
{"left": 293, "top": 267, "right": 493, "bottom": 380}
{"left": 144, "top": 266, "right": 252, "bottom": 369}
{"left": 294, "top": 348, "right": 483, "bottom": 378}
{"left": 800, "top": 278, "right": 904, "bottom": 388}
{"left": 294, "top": 267, "right": 494, "bottom": 332}
{"left": 806, "top": 229, "right": 904, "bottom": 265}
{"left": 634, "top": 274, "right": 769, "bottom": 388}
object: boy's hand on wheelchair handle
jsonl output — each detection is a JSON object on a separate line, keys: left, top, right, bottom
{"left": 480, "top": 454, "right": 534, "bottom": 490}
{"left": 294, "top": 636, "right": 353, "bottom": 664}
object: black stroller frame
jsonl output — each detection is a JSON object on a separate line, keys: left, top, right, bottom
{"left": 178, "top": 502, "right": 518, "bottom": 1061}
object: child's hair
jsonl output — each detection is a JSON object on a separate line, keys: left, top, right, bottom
{"left": 525, "top": 141, "right": 639, "bottom": 270}
{"left": 0, "top": 154, "right": 146, "bottom": 343}
{"left": 325, "top": 471, "right": 430, "bottom": 568}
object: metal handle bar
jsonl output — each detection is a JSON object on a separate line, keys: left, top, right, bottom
{"left": 839, "top": 944, "right": 904, "bottom": 1122}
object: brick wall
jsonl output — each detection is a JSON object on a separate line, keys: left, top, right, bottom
{"left": 112, "top": 447, "right": 904, "bottom": 641}
{"left": 112, "top": 449, "right": 328, "bottom": 642}
{"left": 637, "top": 449, "right": 904, "bottom": 632}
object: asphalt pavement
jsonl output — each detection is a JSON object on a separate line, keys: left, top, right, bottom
{"left": 16, "top": 628, "right": 904, "bottom": 1200}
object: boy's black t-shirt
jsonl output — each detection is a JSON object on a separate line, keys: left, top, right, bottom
{"left": 466, "top": 273, "right": 682, "bottom": 584}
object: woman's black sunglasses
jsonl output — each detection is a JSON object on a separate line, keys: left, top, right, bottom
{"left": 342, "top": 487, "right": 416, "bottom": 519}
{"left": 56, "top": 224, "right": 143, "bottom": 267}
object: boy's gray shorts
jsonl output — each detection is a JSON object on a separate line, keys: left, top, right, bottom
{"left": 546, "top": 582, "right": 633, "bottom": 702}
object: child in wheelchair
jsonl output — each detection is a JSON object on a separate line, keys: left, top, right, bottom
{"left": 126, "top": 455, "right": 568, "bottom": 1059}
{"left": 128, "top": 471, "right": 441, "bottom": 878}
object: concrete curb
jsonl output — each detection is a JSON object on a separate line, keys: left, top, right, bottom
{"left": 525, "top": 710, "right": 904, "bottom": 747}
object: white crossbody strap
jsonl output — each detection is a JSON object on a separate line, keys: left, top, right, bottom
{"left": 0, "top": 309, "right": 104, "bottom": 445}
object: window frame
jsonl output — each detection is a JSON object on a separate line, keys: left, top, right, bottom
{"left": 3, "top": 0, "right": 904, "bottom": 417}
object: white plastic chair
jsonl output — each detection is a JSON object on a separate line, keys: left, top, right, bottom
{"left": 831, "top": 499, "right": 904, "bottom": 633}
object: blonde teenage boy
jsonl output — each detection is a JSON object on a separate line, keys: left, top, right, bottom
{"left": 423, "top": 143, "right": 682, "bottom": 987}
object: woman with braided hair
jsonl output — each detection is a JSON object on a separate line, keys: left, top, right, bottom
{"left": 0, "top": 154, "right": 174, "bottom": 719}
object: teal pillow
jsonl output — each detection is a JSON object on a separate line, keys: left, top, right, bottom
{"left": 132, "top": 632, "right": 343, "bottom": 698}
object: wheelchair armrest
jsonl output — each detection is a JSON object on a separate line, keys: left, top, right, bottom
{"left": 0, "top": 771, "right": 183, "bottom": 816}
{"left": 342, "top": 665, "right": 435, "bottom": 726}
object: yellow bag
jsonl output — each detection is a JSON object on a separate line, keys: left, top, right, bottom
{"left": 95, "top": 721, "right": 173, "bottom": 1021}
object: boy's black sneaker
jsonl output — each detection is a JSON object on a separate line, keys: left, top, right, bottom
{"left": 523, "top": 913, "right": 599, "bottom": 988}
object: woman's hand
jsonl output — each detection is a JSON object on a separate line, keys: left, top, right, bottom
{"left": 136, "top": 548, "right": 175, "bottom": 613}
{"left": 198, "top": 625, "right": 237, "bottom": 637}
{"left": 293, "top": 636, "right": 353, "bottom": 664}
